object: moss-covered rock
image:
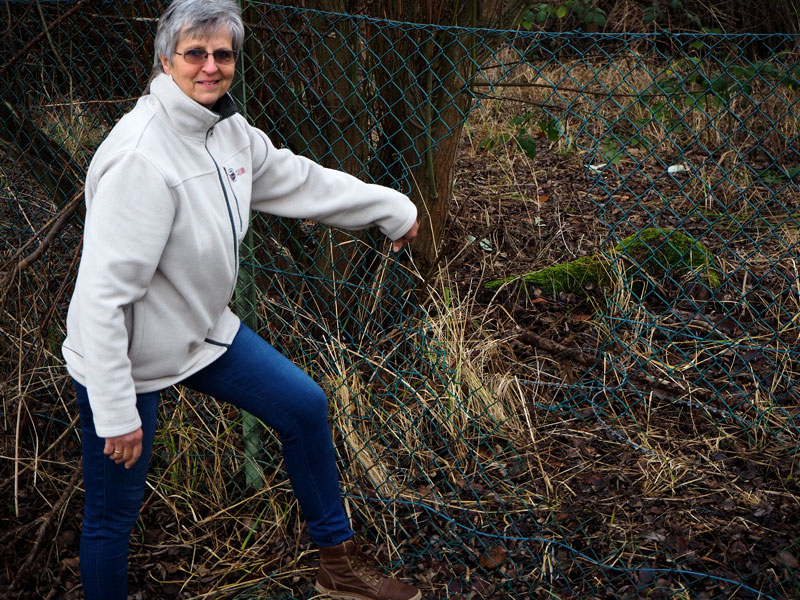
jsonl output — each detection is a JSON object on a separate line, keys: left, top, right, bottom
{"left": 485, "top": 227, "right": 721, "bottom": 296}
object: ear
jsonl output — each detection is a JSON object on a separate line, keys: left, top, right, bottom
{"left": 160, "top": 55, "right": 172, "bottom": 75}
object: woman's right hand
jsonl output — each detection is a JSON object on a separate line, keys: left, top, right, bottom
{"left": 103, "top": 428, "right": 143, "bottom": 469}
{"left": 391, "top": 221, "right": 419, "bottom": 252}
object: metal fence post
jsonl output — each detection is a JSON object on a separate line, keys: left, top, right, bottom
{"left": 233, "top": 0, "right": 264, "bottom": 489}
{"left": 235, "top": 226, "right": 265, "bottom": 489}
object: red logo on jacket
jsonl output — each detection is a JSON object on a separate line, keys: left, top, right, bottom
{"left": 227, "top": 167, "right": 246, "bottom": 182}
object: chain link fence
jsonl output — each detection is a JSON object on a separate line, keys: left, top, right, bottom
{"left": 2, "top": 1, "right": 798, "bottom": 598}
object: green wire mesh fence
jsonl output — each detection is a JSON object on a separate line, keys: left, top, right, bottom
{"left": 2, "top": 1, "right": 799, "bottom": 598}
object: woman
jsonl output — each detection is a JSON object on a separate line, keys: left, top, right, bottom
{"left": 62, "top": 1, "right": 421, "bottom": 599}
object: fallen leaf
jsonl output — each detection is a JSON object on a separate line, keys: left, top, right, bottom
{"left": 637, "top": 569, "right": 655, "bottom": 587}
{"left": 571, "top": 313, "right": 593, "bottom": 321}
{"left": 471, "top": 577, "right": 495, "bottom": 597}
{"left": 478, "top": 545, "right": 508, "bottom": 569}
{"left": 727, "top": 540, "right": 748, "bottom": 557}
{"left": 580, "top": 472, "right": 606, "bottom": 490}
{"left": 777, "top": 550, "right": 799, "bottom": 570}
{"left": 447, "top": 579, "right": 466, "bottom": 595}
{"left": 58, "top": 556, "right": 80, "bottom": 574}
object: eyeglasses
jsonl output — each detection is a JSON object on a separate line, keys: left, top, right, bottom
{"left": 174, "top": 49, "right": 238, "bottom": 65}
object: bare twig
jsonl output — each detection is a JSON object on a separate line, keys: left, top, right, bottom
{"left": 17, "top": 191, "right": 82, "bottom": 272}
{"left": 0, "top": 189, "right": 83, "bottom": 305}
{"left": 0, "top": 0, "right": 89, "bottom": 80}
{"left": 474, "top": 80, "right": 659, "bottom": 99}
{"left": 0, "top": 0, "right": 86, "bottom": 77}
{"left": 10, "top": 468, "right": 81, "bottom": 589}
{"left": 37, "top": 237, "right": 82, "bottom": 338}
{"left": 0, "top": 413, "right": 79, "bottom": 494}
{"left": 520, "top": 330, "right": 601, "bottom": 368}
{"left": 519, "top": 329, "right": 712, "bottom": 401}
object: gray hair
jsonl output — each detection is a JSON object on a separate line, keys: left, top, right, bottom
{"left": 151, "top": 0, "right": 244, "bottom": 76}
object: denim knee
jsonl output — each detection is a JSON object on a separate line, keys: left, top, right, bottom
{"left": 284, "top": 381, "right": 329, "bottom": 430}
{"left": 82, "top": 484, "right": 145, "bottom": 538}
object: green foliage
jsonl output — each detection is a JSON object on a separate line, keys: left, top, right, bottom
{"left": 643, "top": 1, "right": 702, "bottom": 28}
{"left": 760, "top": 166, "right": 800, "bottom": 185}
{"left": 504, "top": 8, "right": 800, "bottom": 169}
{"left": 651, "top": 55, "right": 800, "bottom": 107}
{"left": 520, "top": 0, "right": 798, "bottom": 34}
{"left": 479, "top": 111, "right": 562, "bottom": 159}
{"left": 491, "top": 53, "right": 800, "bottom": 169}
{"left": 600, "top": 138, "right": 622, "bottom": 165}
{"left": 521, "top": 1, "right": 606, "bottom": 30}
{"left": 484, "top": 48, "right": 799, "bottom": 193}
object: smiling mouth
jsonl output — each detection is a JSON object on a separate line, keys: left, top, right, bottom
{"left": 196, "top": 80, "right": 220, "bottom": 87}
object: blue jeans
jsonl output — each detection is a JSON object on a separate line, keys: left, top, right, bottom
{"left": 75, "top": 322, "right": 354, "bottom": 600}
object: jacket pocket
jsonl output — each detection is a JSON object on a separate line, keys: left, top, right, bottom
{"left": 62, "top": 343, "right": 84, "bottom": 359}
{"left": 204, "top": 337, "right": 231, "bottom": 348}
{"left": 126, "top": 301, "right": 147, "bottom": 364}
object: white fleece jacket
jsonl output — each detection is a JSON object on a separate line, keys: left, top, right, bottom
{"left": 63, "top": 74, "right": 417, "bottom": 437}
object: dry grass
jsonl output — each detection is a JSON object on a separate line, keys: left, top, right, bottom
{"left": 2, "top": 41, "right": 800, "bottom": 600}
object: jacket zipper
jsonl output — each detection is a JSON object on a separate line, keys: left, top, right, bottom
{"left": 223, "top": 166, "right": 244, "bottom": 230}
{"left": 205, "top": 128, "right": 239, "bottom": 300}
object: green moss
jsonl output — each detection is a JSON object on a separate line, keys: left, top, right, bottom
{"left": 614, "top": 228, "right": 721, "bottom": 287}
{"left": 486, "top": 227, "right": 721, "bottom": 296}
{"left": 507, "top": 255, "right": 608, "bottom": 296}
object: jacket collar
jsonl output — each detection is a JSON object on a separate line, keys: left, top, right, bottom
{"left": 147, "top": 73, "right": 238, "bottom": 139}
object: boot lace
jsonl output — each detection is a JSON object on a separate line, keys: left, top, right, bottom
{"left": 352, "top": 548, "right": 384, "bottom": 587}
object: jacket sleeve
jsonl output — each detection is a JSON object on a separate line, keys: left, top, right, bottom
{"left": 247, "top": 126, "right": 417, "bottom": 242}
{"left": 73, "top": 151, "right": 176, "bottom": 437}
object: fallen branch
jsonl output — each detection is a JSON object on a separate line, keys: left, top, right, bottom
{"left": 19, "top": 191, "right": 82, "bottom": 272}
{"left": 519, "top": 329, "right": 712, "bottom": 401}
{"left": 520, "top": 330, "right": 600, "bottom": 367}
{"left": 0, "top": 413, "right": 79, "bottom": 495}
{"left": 0, "top": 188, "right": 82, "bottom": 273}
{"left": 0, "top": 189, "right": 83, "bottom": 304}
{"left": 11, "top": 468, "right": 81, "bottom": 590}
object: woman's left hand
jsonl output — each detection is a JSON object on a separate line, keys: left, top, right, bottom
{"left": 392, "top": 221, "right": 419, "bottom": 252}
{"left": 103, "top": 428, "right": 143, "bottom": 469}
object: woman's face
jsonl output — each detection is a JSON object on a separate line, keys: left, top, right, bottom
{"left": 160, "top": 29, "right": 235, "bottom": 109}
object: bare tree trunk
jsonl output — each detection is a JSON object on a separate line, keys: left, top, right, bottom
{"left": 240, "top": 0, "right": 528, "bottom": 338}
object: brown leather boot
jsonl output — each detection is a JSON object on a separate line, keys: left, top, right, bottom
{"left": 314, "top": 536, "right": 421, "bottom": 600}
